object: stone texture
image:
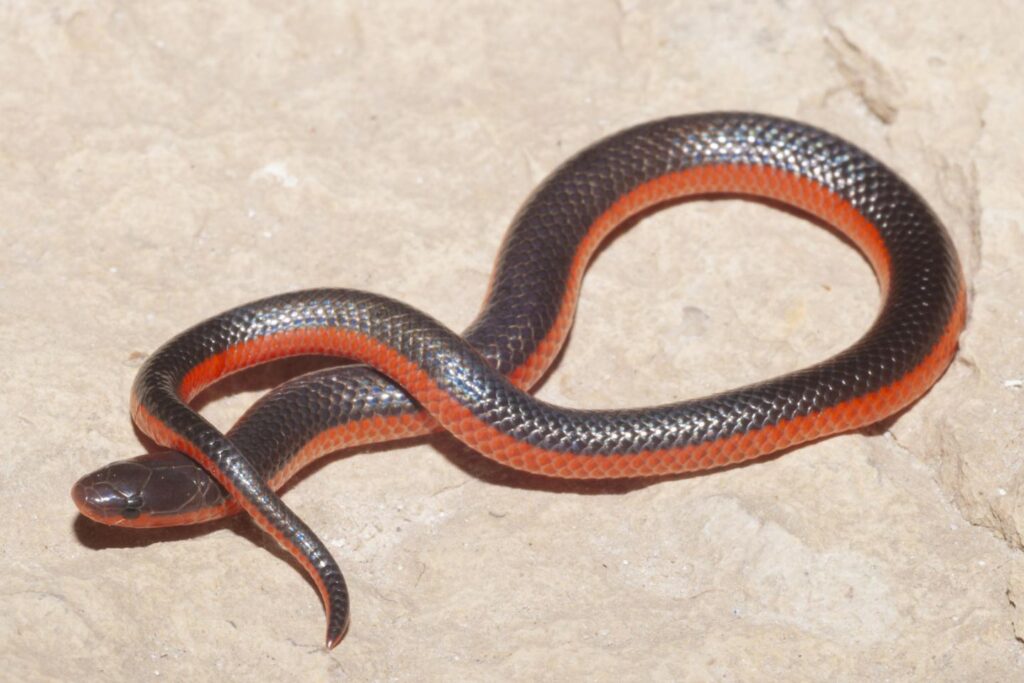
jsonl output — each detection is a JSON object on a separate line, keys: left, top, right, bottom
{"left": 2, "top": 1, "right": 1022, "bottom": 680}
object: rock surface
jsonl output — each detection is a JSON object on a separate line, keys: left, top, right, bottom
{"left": 2, "top": 1, "right": 1022, "bottom": 680}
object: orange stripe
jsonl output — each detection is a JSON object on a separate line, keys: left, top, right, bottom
{"left": 456, "top": 288, "right": 966, "bottom": 477}
{"left": 507, "top": 164, "right": 893, "bottom": 389}
{"left": 150, "top": 280, "right": 963, "bottom": 483}
{"left": 107, "top": 500, "right": 240, "bottom": 528}
{"left": 266, "top": 412, "right": 434, "bottom": 490}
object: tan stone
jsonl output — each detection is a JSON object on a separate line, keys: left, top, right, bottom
{"left": 2, "top": 1, "right": 1022, "bottom": 679}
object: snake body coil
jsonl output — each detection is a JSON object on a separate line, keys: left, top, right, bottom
{"left": 73, "top": 113, "right": 966, "bottom": 648}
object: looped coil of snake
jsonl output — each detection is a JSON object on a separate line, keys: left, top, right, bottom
{"left": 73, "top": 112, "right": 966, "bottom": 649}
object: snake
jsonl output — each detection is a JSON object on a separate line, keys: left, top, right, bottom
{"left": 72, "top": 112, "right": 966, "bottom": 649}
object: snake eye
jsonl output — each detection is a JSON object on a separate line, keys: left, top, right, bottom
{"left": 122, "top": 495, "right": 144, "bottom": 519}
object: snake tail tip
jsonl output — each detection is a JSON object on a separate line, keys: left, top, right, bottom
{"left": 325, "top": 619, "right": 349, "bottom": 651}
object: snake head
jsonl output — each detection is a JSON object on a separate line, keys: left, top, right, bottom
{"left": 71, "top": 451, "right": 231, "bottom": 527}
